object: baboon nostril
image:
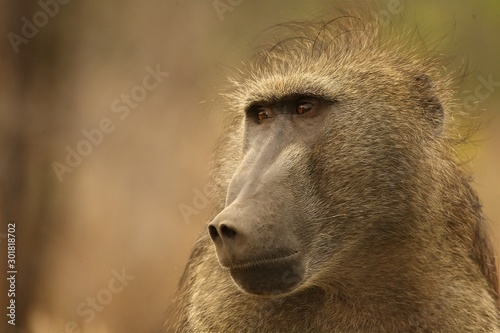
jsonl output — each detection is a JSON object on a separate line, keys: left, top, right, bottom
{"left": 220, "top": 224, "right": 237, "bottom": 239}
{"left": 208, "top": 225, "right": 220, "bottom": 241}
{"left": 208, "top": 223, "right": 237, "bottom": 242}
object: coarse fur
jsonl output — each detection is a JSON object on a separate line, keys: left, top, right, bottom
{"left": 164, "top": 8, "right": 500, "bottom": 333}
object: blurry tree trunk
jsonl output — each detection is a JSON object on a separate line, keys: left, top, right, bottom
{"left": 0, "top": 1, "right": 79, "bottom": 331}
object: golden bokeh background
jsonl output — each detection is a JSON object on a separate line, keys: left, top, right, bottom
{"left": 0, "top": 1, "right": 499, "bottom": 332}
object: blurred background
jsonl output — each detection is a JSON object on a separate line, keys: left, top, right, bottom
{"left": 0, "top": 0, "right": 498, "bottom": 332}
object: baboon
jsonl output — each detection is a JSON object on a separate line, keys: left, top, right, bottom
{"left": 164, "top": 9, "right": 500, "bottom": 333}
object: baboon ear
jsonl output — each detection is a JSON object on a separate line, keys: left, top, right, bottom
{"left": 414, "top": 74, "right": 444, "bottom": 136}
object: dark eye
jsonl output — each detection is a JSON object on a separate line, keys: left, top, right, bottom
{"left": 257, "top": 108, "right": 272, "bottom": 124}
{"left": 296, "top": 100, "right": 320, "bottom": 117}
{"left": 296, "top": 102, "right": 313, "bottom": 114}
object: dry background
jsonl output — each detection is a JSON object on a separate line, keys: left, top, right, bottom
{"left": 0, "top": 1, "right": 499, "bottom": 332}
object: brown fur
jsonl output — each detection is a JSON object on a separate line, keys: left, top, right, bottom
{"left": 164, "top": 9, "right": 500, "bottom": 333}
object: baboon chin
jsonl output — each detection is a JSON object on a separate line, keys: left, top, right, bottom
{"left": 226, "top": 254, "right": 304, "bottom": 296}
{"left": 164, "top": 8, "right": 500, "bottom": 333}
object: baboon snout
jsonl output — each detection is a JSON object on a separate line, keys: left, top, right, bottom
{"left": 208, "top": 202, "right": 285, "bottom": 267}
{"left": 207, "top": 204, "right": 304, "bottom": 296}
{"left": 206, "top": 140, "right": 308, "bottom": 295}
{"left": 207, "top": 218, "right": 245, "bottom": 264}
{"left": 207, "top": 208, "right": 253, "bottom": 267}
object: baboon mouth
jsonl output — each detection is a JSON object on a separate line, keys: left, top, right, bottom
{"left": 225, "top": 251, "right": 300, "bottom": 270}
{"left": 226, "top": 252, "right": 304, "bottom": 296}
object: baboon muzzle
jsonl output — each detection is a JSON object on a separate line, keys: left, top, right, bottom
{"left": 207, "top": 119, "right": 307, "bottom": 295}
{"left": 207, "top": 202, "right": 304, "bottom": 295}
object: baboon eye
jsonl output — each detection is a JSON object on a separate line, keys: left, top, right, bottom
{"left": 296, "top": 101, "right": 316, "bottom": 116}
{"left": 257, "top": 108, "right": 272, "bottom": 124}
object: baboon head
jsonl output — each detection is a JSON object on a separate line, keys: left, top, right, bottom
{"left": 207, "top": 18, "right": 449, "bottom": 296}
